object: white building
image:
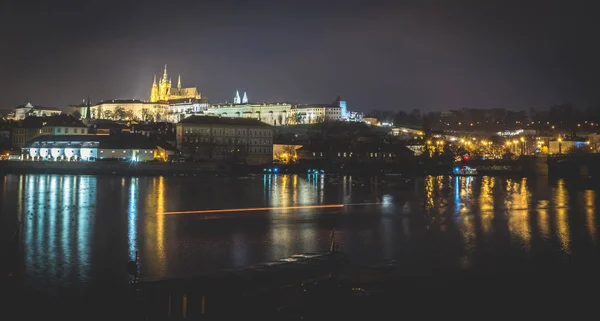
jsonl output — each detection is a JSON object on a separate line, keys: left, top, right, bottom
{"left": 22, "top": 134, "right": 160, "bottom": 162}
{"left": 8, "top": 102, "right": 62, "bottom": 120}
{"left": 82, "top": 99, "right": 169, "bottom": 122}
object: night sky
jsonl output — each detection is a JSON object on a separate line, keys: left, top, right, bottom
{"left": 1, "top": 0, "right": 599, "bottom": 112}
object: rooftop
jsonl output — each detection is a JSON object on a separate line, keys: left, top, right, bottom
{"left": 95, "top": 99, "right": 162, "bottom": 105}
{"left": 179, "top": 115, "right": 272, "bottom": 127}
{"left": 24, "top": 133, "right": 160, "bottom": 150}
{"left": 15, "top": 102, "right": 60, "bottom": 111}
{"left": 43, "top": 114, "right": 87, "bottom": 128}
{"left": 296, "top": 104, "right": 341, "bottom": 109}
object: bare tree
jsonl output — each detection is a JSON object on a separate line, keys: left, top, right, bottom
{"left": 113, "top": 106, "right": 126, "bottom": 120}
{"left": 102, "top": 110, "right": 113, "bottom": 119}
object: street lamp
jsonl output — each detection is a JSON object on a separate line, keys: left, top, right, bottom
{"left": 557, "top": 137, "right": 563, "bottom": 154}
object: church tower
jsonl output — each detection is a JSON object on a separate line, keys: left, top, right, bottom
{"left": 158, "top": 64, "right": 171, "bottom": 101}
{"left": 150, "top": 74, "right": 159, "bottom": 102}
{"left": 234, "top": 90, "right": 241, "bottom": 104}
{"left": 242, "top": 92, "right": 248, "bottom": 104}
{"left": 177, "top": 74, "right": 181, "bottom": 89}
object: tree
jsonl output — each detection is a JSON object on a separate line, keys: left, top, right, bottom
{"left": 102, "top": 110, "right": 113, "bottom": 119}
{"left": 141, "top": 108, "right": 153, "bottom": 122}
{"left": 124, "top": 110, "right": 134, "bottom": 120}
{"left": 276, "top": 145, "right": 298, "bottom": 163}
{"left": 113, "top": 106, "right": 126, "bottom": 120}
{"left": 71, "top": 110, "right": 82, "bottom": 120}
{"left": 408, "top": 109, "right": 422, "bottom": 125}
{"left": 568, "top": 145, "right": 592, "bottom": 154}
{"left": 394, "top": 111, "right": 408, "bottom": 125}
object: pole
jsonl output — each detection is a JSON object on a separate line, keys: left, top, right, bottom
{"left": 182, "top": 294, "right": 187, "bottom": 319}
{"left": 201, "top": 296, "right": 205, "bottom": 315}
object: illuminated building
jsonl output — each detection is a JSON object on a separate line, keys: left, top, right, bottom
{"left": 291, "top": 105, "right": 342, "bottom": 124}
{"left": 7, "top": 102, "right": 62, "bottom": 120}
{"left": 150, "top": 65, "right": 201, "bottom": 103}
{"left": 362, "top": 116, "right": 378, "bottom": 126}
{"left": 291, "top": 97, "right": 345, "bottom": 124}
{"left": 177, "top": 116, "right": 274, "bottom": 165}
{"left": 206, "top": 101, "right": 293, "bottom": 126}
{"left": 82, "top": 99, "right": 169, "bottom": 122}
{"left": 273, "top": 144, "right": 303, "bottom": 163}
{"left": 22, "top": 134, "right": 161, "bottom": 161}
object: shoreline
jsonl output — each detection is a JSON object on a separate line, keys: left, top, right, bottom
{"left": 0, "top": 160, "right": 223, "bottom": 176}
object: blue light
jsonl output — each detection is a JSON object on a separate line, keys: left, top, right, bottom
{"left": 263, "top": 168, "right": 267, "bottom": 172}
{"left": 320, "top": 169, "right": 325, "bottom": 173}
{"left": 274, "top": 168, "right": 278, "bottom": 172}
{"left": 454, "top": 167, "right": 460, "bottom": 173}
{"left": 268, "top": 168, "right": 272, "bottom": 172}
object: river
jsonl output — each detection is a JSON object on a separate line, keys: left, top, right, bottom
{"left": 1, "top": 174, "right": 599, "bottom": 314}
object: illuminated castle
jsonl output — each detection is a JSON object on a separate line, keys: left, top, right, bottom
{"left": 150, "top": 65, "right": 201, "bottom": 102}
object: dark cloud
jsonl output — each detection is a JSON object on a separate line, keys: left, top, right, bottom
{"left": 1, "top": 0, "right": 599, "bottom": 111}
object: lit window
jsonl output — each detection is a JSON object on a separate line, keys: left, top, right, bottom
{"left": 112, "top": 150, "right": 115, "bottom": 153}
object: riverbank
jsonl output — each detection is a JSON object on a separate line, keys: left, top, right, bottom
{"left": 0, "top": 160, "right": 222, "bottom": 176}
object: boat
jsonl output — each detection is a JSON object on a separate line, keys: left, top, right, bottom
{"left": 452, "top": 166, "right": 478, "bottom": 176}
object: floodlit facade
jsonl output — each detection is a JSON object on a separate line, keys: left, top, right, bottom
{"left": 82, "top": 100, "right": 169, "bottom": 122}
{"left": 7, "top": 102, "right": 62, "bottom": 120}
{"left": 150, "top": 65, "right": 201, "bottom": 102}
{"left": 22, "top": 134, "right": 160, "bottom": 162}
{"left": 206, "top": 102, "right": 292, "bottom": 126}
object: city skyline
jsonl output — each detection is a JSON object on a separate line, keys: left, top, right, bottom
{"left": 2, "top": 0, "right": 600, "bottom": 111}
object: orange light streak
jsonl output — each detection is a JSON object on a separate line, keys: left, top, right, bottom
{"left": 158, "top": 204, "right": 345, "bottom": 215}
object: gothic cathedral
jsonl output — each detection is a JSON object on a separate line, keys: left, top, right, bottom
{"left": 150, "top": 65, "right": 201, "bottom": 102}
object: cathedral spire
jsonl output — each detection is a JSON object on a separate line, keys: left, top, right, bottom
{"left": 234, "top": 90, "right": 241, "bottom": 104}
{"left": 242, "top": 91, "right": 248, "bottom": 104}
{"left": 162, "top": 64, "right": 168, "bottom": 82}
{"left": 153, "top": 74, "right": 157, "bottom": 85}
{"left": 177, "top": 74, "right": 181, "bottom": 89}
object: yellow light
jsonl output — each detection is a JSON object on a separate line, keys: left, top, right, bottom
{"left": 552, "top": 125, "right": 555, "bottom": 129}
{"left": 427, "top": 140, "right": 432, "bottom": 144}
{"left": 558, "top": 137, "right": 563, "bottom": 142}
{"left": 157, "top": 204, "right": 345, "bottom": 215}
{"left": 520, "top": 137, "right": 525, "bottom": 142}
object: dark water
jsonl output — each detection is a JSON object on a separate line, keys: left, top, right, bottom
{"left": 1, "top": 174, "right": 600, "bottom": 301}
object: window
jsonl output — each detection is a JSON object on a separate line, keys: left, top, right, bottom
{"left": 57, "top": 128, "right": 62, "bottom": 133}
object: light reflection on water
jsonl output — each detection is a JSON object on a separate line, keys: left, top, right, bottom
{"left": 1, "top": 174, "right": 600, "bottom": 297}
